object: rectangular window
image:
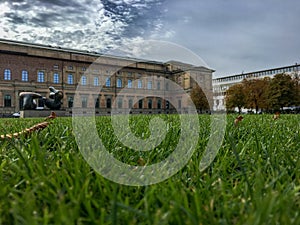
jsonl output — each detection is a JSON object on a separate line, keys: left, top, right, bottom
{"left": 68, "top": 74, "right": 73, "bottom": 84}
{"left": 147, "top": 81, "right": 152, "bottom": 89}
{"left": 106, "top": 78, "right": 111, "bottom": 87}
{"left": 94, "top": 77, "right": 99, "bottom": 86}
{"left": 138, "top": 80, "right": 142, "bottom": 88}
{"left": 118, "top": 99, "right": 123, "bottom": 108}
{"left": 68, "top": 96, "right": 74, "bottom": 108}
{"left": 4, "top": 95, "right": 11, "bottom": 107}
{"left": 95, "top": 97, "right": 100, "bottom": 108}
{"left": 82, "top": 97, "right": 88, "bottom": 108}
{"left": 128, "top": 80, "right": 132, "bottom": 88}
{"left": 37, "top": 71, "right": 45, "bottom": 82}
{"left": 157, "top": 81, "right": 160, "bottom": 90}
{"left": 128, "top": 99, "right": 133, "bottom": 108}
{"left": 81, "top": 76, "right": 87, "bottom": 85}
{"left": 138, "top": 99, "right": 143, "bottom": 109}
{"left": 53, "top": 73, "right": 59, "bottom": 83}
{"left": 117, "top": 78, "right": 122, "bottom": 88}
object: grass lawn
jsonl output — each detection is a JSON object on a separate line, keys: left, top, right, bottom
{"left": 0, "top": 114, "right": 299, "bottom": 225}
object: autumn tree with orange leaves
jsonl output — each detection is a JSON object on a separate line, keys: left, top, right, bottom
{"left": 225, "top": 83, "right": 246, "bottom": 113}
{"left": 242, "top": 77, "right": 270, "bottom": 113}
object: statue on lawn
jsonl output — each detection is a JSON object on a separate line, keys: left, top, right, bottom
{"left": 20, "top": 86, "right": 63, "bottom": 110}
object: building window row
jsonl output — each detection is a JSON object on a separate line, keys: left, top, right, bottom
{"left": 213, "top": 65, "right": 300, "bottom": 84}
{"left": 69, "top": 97, "right": 168, "bottom": 110}
{"left": 3, "top": 69, "right": 62, "bottom": 83}
{"left": 3, "top": 69, "right": 176, "bottom": 90}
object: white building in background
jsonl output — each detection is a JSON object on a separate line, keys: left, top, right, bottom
{"left": 212, "top": 63, "right": 300, "bottom": 111}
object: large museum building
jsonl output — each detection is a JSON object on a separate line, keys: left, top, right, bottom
{"left": 0, "top": 39, "right": 214, "bottom": 116}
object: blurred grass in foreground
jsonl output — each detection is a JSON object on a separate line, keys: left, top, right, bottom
{"left": 0, "top": 114, "right": 299, "bottom": 225}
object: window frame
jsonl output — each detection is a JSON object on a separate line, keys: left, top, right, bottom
{"left": 138, "top": 80, "right": 142, "bottom": 89}
{"left": 4, "top": 94, "right": 11, "bottom": 107}
{"left": 127, "top": 79, "right": 132, "bottom": 88}
{"left": 117, "top": 78, "right": 122, "bottom": 88}
{"left": 4, "top": 69, "right": 11, "bottom": 80}
{"left": 21, "top": 70, "right": 28, "bottom": 82}
{"left": 67, "top": 74, "right": 73, "bottom": 84}
{"left": 37, "top": 71, "right": 45, "bottom": 82}
{"left": 94, "top": 77, "right": 99, "bottom": 86}
{"left": 81, "top": 75, "right": 87, "bottom": 85}
{"left": 53, "top": 73, "right": 59, "bottom": 84}
{"left": 106, "top": 77, "right": 111, "bottom": 87}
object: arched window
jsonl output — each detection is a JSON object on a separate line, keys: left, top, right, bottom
{"left": 4, "top": 95, "right": 11, "bottom": 107}
{"left": 117, "top": 78, "right": 122, "bottom": 88}
{"left": 53, "top": 73, "right": 59, "bottom": 83}
{"left": 81, "top": 75, "right": 87, "bottom": 85}
{"left": 22, "top": 70, "right": 28, "bottom": 81}
{"left": 128, "top": 80, "right": 132, "bottom": 88}
{"left": 4, "top": 69, "right": 11, "bottom": 80}
{"left": 37, "top": 71, "right": 45, "bottom": 82}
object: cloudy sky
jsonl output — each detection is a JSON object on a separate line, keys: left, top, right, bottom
{"left": 0, "top": 0, "right": 299, "bottom": 77}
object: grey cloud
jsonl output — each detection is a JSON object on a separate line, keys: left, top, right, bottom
{"left": 3, "top": 12, "right": 26, "bottom": 24}
{"left": 3, "top": 0, "right": 166, "bottom": 51}
{"left": 36, "top": 0, "right": 88, "bottom": 11}
{"left": 101, "top": 0, "right": 166, "bottom": 37}
{"left": 158, "top": 0, "right": 300, "bottom": 76}
{"left": 7, "top": 0, "right": 93, "bottom": 26}
{"left": 2, "top": 0, "right": 299, "bottom": 77}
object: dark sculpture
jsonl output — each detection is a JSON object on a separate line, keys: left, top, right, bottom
{"left": 20, "top": 86, "right": 63, "bottom": 110}
{"left": 19, "top": 92, "right": 42, "bottom": 110}
{"left": 43, "top": 86, "right": 63, "bottom": 110}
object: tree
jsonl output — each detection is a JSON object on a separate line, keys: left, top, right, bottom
{"left": 190, "top": 85, "right": 209, "bottom": 112}
{"left": 292, "top": 74, "right": 300, "bottom": 106}
{"left": 242, "top": 78, "right": 270, "bottom": 113}
{"left": 267, "top": 73, "right": 297, "bottom": 110}
{"left": 225, "top": 83, "right": 246, "bottom": 113}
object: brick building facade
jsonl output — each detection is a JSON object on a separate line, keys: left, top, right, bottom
{"left": 0, "top": 39, "right": 213, "bottom": 116}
